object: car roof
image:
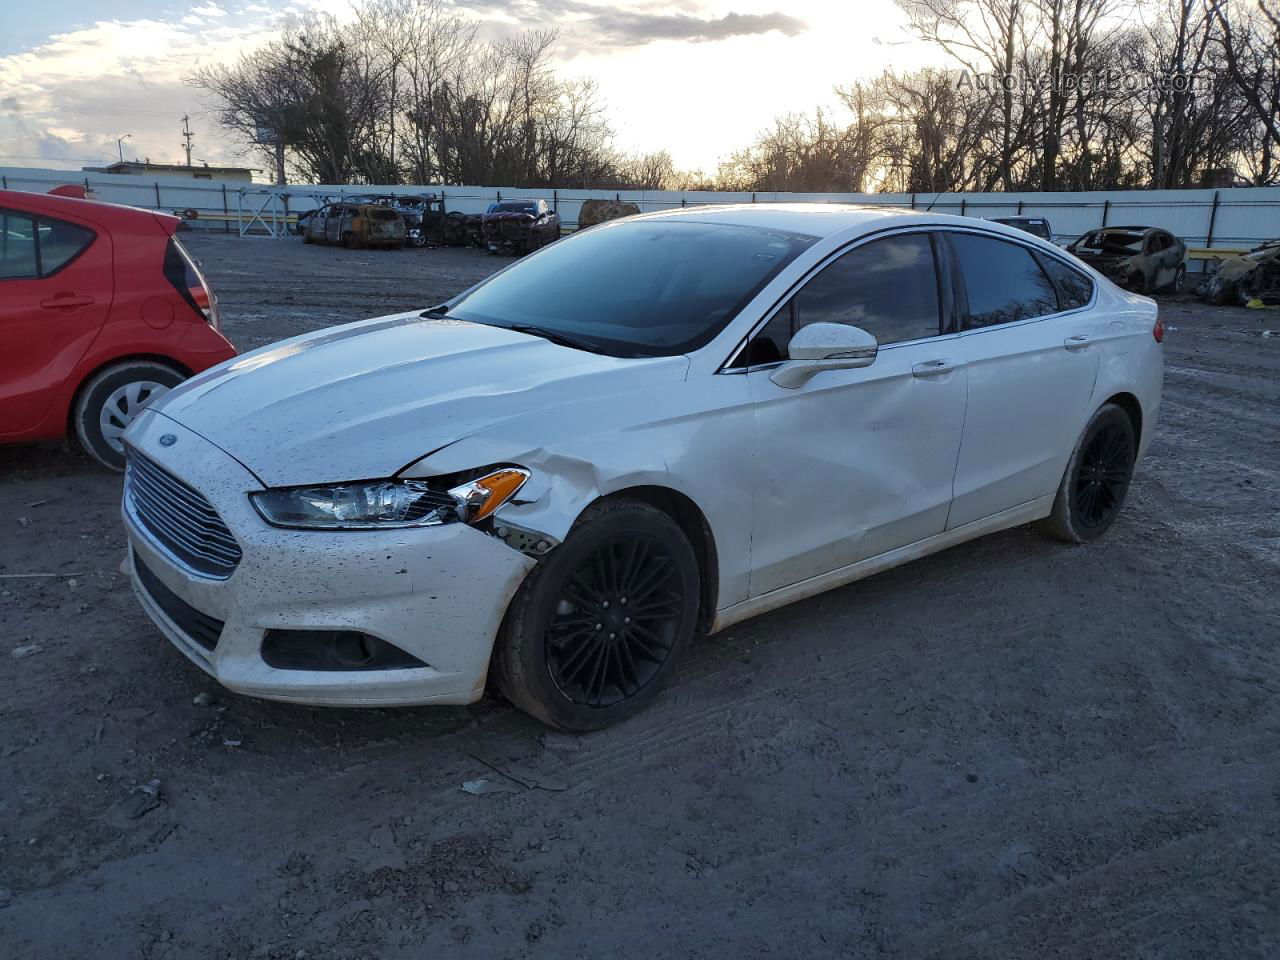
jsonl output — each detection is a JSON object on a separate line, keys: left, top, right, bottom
{"left": 632, "top": 202, "right": 1047, "bottom": 242}
{"left": 0, "top": 188, "right": 175, "bottom": 229}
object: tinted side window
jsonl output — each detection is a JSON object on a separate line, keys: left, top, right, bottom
{"left": 1040, "top": 256, "right": 1094, "bottom": 311}
{"left": 794, "top": 233, "right": 941, "bottom": 346}
{"left": 1, "top": 211, "right": 39, "bottom": 279}
{"left": 38, "top": 218, "right": 94, "bottom": 275}
{"left": 949, "top": 233, "right": 1059, "bottom": 329}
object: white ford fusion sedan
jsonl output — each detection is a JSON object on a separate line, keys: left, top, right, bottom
{"left": 121, "top": 204, "right": 1163, "bottom": 730}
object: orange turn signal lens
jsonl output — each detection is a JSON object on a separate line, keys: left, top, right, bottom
{"left": 448, "top": 468, "right": 530, "bottom": 523}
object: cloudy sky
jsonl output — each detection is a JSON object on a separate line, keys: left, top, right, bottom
{"left": 0, "top": 0, "right": 942, "bottom": 178}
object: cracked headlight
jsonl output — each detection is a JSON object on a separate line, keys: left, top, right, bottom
{"left": 250, "top": 469, "right": 529, "bottom": 530}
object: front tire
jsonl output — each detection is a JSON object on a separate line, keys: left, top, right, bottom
{"left": 73, "top": 361, "right": 185, "bottom": 471}
{"left": 1038, "top": 403, "right": 1136, "bottom": 543}
{"left": 492, "top": 499, "right": 700, "bottom": 731}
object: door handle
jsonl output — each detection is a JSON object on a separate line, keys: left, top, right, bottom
{"left": 912, "top": 359, "right": 961, "bottom": 378}
{"left": 40, "top": 294, "right": 95, "bottom": 309}
{"left": 1064, "top": 334, "right": 1094, "bottom": 351}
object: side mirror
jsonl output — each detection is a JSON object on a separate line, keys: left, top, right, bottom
{"left": 770, "top": 322, "right": 878, "bottom": 389}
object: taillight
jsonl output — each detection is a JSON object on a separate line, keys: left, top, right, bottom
{"left": 163, "top": 238, "right": 220, "bottom": 329}
{"left": 1152, "top": 315, "right": 1164, "bottom": 343}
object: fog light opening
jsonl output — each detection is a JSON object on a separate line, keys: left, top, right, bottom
{"left": 262, "top": 630, "right": 427, "bottom": 671}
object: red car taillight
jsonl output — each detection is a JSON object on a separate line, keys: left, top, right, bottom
{"left": 164, "top": 237, "right": 220, "bottom": 329}
{"left": 1152, "top": 315, "right": 1164, "bottom": 343}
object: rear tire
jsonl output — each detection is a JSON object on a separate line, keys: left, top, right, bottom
{"left": 491, "top": 499, "right": 700, "bottom": 731}
{"left": 73, "top": 361, "right": 185, "bottom": 472}
{"left": 1038, "top": 403, "right": 1136, "bottom": 543}
{"left": 1162, "top": 264, "right": 1185, "bottom": 294}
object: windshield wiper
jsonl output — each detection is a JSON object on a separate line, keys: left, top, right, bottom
{"left": 421, "top": 303, "right": 450, "bottom": 317}
{"left": 504, "top": 323, "right": 605, "bottom": 354}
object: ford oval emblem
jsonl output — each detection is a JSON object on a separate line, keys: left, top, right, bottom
{"left": 159, "top": 434, "right": 177, "bottom": 447}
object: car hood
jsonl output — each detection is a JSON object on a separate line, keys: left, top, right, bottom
{"left": 148, "top": 312, "right": 689, "bottom": 487}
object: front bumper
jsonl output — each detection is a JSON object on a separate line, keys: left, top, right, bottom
{"left": 121, "top": 411, "right": 536, "bottom": 707}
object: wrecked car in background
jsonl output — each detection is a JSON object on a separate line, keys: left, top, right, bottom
{"left": 354, "top": 194, "right": 442, "bottom": 248}
{"left": 303, "top": 202, "right": 406, "bottom": 249}
{"left": 1066, "top": 226, "right": 1186, "bottom": 293}
{"left": 442, "top": 211, "right": 485, "bottom": 248}
{"left": 578, "top": 199, "right": 641, "bottom": 230}
{"left": 1196, "top": 239, "right": 1280, "bottom": 306}
{"left": 481, "top": 199, "right": 561, "bottom": 255}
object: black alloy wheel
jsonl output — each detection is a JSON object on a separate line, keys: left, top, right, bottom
{"left": 1073, "top": 419, "right": 1133, "bottom": 530}
{"left": 491, "top": 498, "right": 700, "bottom": 730}
{"left": 546, "top": 533, "right": 683, "bottom": 708}
{"left": 1039, "top": 402, "right": 1137, "bottom": 543}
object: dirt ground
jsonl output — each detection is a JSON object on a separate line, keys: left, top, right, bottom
{"left": 2, "top": 234, "right": 1277, "bottom": 959}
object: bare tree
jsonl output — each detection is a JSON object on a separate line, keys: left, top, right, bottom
{"left": 1211, "top": 0, "right": 1280, "bottom": 182}
{"left": 897, "top": 0, "right": 1033, "bottom": 189}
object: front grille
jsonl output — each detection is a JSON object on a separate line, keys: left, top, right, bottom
{"left": 125, "top": 447, "right": 242, "bottom": 578}
{"left": 134, "top": 553, "right": 225, "bottom": 652}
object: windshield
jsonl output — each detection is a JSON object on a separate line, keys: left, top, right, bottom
{"left": 490, "top": 202, "right": 536, "bottom": 214}
{"left": 447, "top": 219, "right": 817, "bottom": 357}
{"left": 1077, "top": 230, "right": 1144, "bottom": 253}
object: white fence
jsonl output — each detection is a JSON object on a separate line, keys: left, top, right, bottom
{"left": 4, "top": 165, "right": 1277, "bottom": 257}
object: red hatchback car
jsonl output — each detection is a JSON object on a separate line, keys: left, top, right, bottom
{"left": 0, "top": 190, "right": 236, "bottom": 470}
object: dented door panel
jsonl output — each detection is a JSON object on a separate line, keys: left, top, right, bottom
{"left": 746, "top": 339, "right": 966, "bottom": 597}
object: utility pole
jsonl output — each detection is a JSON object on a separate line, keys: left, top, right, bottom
{"left": 180, "top": 115, "right": 194, "bottom": 167}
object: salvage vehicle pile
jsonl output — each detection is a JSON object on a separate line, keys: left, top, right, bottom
{"left": 294, "top": 194, "right": 566, "bottom": 255}
{"left": 1196, "top": 239, "right": 1280, "bottom": 306}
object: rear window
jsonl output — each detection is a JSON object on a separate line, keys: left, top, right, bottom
{"left": 1077, "top": 230, "right": 1144, "bottom": 253}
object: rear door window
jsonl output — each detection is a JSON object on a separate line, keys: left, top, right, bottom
{"left": 36, "top": 219, "right": 95, "bottom": 275}
{"left": 1, "top": 211, "right": 39, "bottom": 279}
{"left": 948, "top": 233, "right": 1059, "bottom": 329}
